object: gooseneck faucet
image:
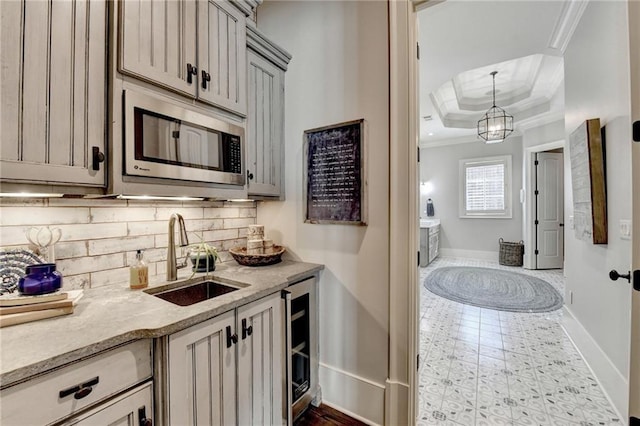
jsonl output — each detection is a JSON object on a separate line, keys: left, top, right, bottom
{"left": 167, "top": 213, "right": 189, "bottom": 281}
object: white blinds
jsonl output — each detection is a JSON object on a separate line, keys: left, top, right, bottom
{"left": 465, "top": 163, "right": 505, "bottom": 211}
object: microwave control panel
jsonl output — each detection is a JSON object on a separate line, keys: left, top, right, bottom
{"left": 223, "top": 136, "right": 242, "bottom": 175}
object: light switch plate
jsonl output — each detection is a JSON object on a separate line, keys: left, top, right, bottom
{"left": 619, "top": 220, "right": 632, "bottom": 240}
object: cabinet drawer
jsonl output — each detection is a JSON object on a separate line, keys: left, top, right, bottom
{"left": 1, "top": 340, "right": 152, "bottom": 426}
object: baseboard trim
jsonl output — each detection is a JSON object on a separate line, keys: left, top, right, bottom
{"left": 439, "top": 249, "right": 499, "bottom": 262}
{"left": 318, "top": 363, "right": 385, "bottom": 426}
{"left": 561, "top": 306, "right": 628, "bottom": 420}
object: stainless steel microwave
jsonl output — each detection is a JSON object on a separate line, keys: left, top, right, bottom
{"left": 123, "top": 90, "right": 245, "bottom": 186}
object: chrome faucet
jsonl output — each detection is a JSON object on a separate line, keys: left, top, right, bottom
{"left": 167, "top": 213, "right": 189, "bottom": 281}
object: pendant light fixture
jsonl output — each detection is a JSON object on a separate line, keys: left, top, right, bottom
{"left": 477, "top": 71, "right": 513, "bottom": 144}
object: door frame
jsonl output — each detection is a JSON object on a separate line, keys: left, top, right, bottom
{"left": 388, "top": 1, "right": 419, "bottom": 425}
{"left": 627, "top": 0, "right": 639, "bottom": 421}
{"left": 523, "top": 140, "right": 564, "bottom": 269}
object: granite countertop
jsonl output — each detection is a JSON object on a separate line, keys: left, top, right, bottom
{"left": 0, "top": 260, "right": 323, "bottom": 388}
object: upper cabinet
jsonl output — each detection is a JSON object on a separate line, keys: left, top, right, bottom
{"left": 119, "top": 0, "right": 247, "bottom": 117}
{"left": 0, "top": 0, "right": 107, "bottom": 188}
{"left": 119, "top": 0, "right": 198, "bottom": 97}
{"left": 198, "top": 0, "right": 247, "bottom": 113}
{"left": 246, "top": 25, "right": 291, "bottom": 198}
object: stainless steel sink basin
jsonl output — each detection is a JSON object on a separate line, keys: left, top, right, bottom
{"left": 146, "top": 279, "right": 241, "bottom": 307}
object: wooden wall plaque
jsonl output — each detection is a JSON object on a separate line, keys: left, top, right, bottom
{"left": 303, "top": 119, "right": 367, "bottom": 225}
{"left": 569, "top": 118, "right": 608, "bottom": 244}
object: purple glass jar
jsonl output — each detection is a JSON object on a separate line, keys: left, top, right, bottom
{"left": 18, "top": 263, "right": 63, "bottom": 295}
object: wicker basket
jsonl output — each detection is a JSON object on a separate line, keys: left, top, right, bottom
{"left": 498, "top": 238, "right": 524, "bottom": 266}
{"left": 229, "top": 245, "right": 286, "bottom": 267}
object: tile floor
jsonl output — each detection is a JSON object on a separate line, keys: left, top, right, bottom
{"left": 418, "top": 257, "right": 622, "bottom": 426}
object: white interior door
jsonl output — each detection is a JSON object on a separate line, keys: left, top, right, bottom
{"left": 628, "top": 1, "right": 640, "bottom": 422}
{"left": 535, "top": 152, "right": 564, "bottom": 269}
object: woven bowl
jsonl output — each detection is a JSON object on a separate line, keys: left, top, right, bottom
{"left": 229, "top": 245, "right": 286, "bottom": 267}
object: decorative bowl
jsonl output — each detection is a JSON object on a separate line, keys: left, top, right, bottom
{"left": 229, "top": 245, "right": 286, "bottom": 267}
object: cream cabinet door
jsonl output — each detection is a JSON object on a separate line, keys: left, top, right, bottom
{"left": 168, "top": 310, "right": 237, "bottom": 425}
{"left": 0, "top": 0, "right": 107, "bottom": 187}
{"left": 120, "top": 0, "right": 198, "bottom": 97}
{"left": 197, "top": 0, "right": 247, "bottom": 116}
{"left": 246, "top": 50, "right": 284, "bottom": 197}
{"left": 64, "top": 383, "right": 153, "bottom": 426}
{"left": 237, "top": 292, "right": 284, "bottom": 426}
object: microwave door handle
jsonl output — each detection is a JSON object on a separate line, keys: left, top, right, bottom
{"left": 282, "top": 289, "right": 293, "bottom": 426}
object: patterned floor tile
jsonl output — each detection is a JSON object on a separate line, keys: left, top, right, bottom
{"left": 417, "top": 257, "right": 621, "bottom": 426}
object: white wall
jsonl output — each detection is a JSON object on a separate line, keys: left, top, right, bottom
{"left": 420, "top": 136, "right": 523, "bottom": 260}
{"left": 563, "top": 0, "right": 632, "bottom": 417}
{"left": 255, "top": 2, "right": 389, "bottom": 424}
{"left": 522, "top": 119, "right": 565, "bottom": 150}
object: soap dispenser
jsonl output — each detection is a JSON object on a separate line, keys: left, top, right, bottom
{"left": 130, "top": 250, "right": 149, "bottom": 290}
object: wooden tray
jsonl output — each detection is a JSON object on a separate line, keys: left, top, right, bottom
{"left": 229, "top": 245, "right": 285, "bottom": 267}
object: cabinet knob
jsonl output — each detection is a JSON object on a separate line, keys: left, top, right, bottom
{"left": 92, "top": 146, "right": 105, "bottom": 171}
{"left": 201, "top": 70, "right": 211, "bottom": 89}
{"left": 187, "top": 63, "right": 198, "bottom": 84}
{"left": 247, "top": 170, "right": 254, "bottom": 181}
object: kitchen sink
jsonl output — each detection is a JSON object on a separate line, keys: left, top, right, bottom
{"left": 146, "top": 280, "right": 241, "bottom": 307}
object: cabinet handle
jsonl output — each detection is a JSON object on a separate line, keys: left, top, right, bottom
{"left": 226, "top": 325, "right": 238, "bottom": 347}
{"left": 59, "top": 376, "right": 99, "bottom": 400}
{"left": 187, "top": 63, "right": 197, "bottom": 84}
{"left": 91, "top": 146, "right": 105, "bottom": 171}
{"left": 247, "top": 170, "right": 254, "bottom": 181}
{"left": 609, "top": 269, "right": 631, "bottom": 283}
{"left": 201, "top": 70, "right": 211, "bottom": 89}
{"left": 242, "top": 318, "right": 253, "bottom": 339}
{"left": 138, "top": 405, "right": 152, "bottom": 426}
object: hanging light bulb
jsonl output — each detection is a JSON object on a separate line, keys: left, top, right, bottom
{"left": 477, "top": 71, "right": 514, "bottom": 143}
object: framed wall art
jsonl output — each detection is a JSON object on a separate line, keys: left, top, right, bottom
{"left": 303, "top": 119, "right": 367, "bottom": 225}
{"left": 569, "top": 118, "right": 608, "bottom": 244}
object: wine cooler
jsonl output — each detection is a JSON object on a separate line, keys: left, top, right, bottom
{"left": 282, "top": 276, "right": 319, "bottom": 424}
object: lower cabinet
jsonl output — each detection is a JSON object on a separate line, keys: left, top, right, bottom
{"left": 63, "top": 382, "right": 153, "bottom": 426}
{"left": 167, "top": 292, "right": 283, "bottom": 425}
{"left": 0, "top": 340, "right": 152, "bottom": 426}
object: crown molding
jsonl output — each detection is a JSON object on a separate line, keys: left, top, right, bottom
{"left": 246, "top": 24, "right": 292, "bottom": 71}
{"left": 516, "top": 110, "right": 565, "bottom": 132}
{"left": 419, "top": 131, "right": 523, "bottom": 149}
{"left": 548, "top": 0, "right": 589, "bottom": 53}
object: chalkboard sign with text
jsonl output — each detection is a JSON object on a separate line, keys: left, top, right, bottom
{"left": 303, "top": 119, "right": 367, "bottom": 225}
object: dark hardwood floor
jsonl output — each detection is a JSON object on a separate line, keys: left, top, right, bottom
{"left": 294, "top": 404, "right": 368, "bottom": 426}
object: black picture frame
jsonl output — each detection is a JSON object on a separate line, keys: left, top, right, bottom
{"left": 303, "top": 119, "right": 367, "bottom": 225}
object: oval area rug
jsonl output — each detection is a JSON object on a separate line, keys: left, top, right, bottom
{"left": 424, "top": 266, "right": 563, "bottom": 313}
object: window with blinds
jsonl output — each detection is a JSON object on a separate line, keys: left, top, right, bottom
{"left": 459, "top": 155, "right": 512, "bottom": 218}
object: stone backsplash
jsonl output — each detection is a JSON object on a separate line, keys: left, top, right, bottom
{"left": 0, "top": 198, "right": 256, "bottom": 289}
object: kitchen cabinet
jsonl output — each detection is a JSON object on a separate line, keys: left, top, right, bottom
{"left": 63, "top": 383, "right": 153, "bottom": 426}
{"left": 0, "top": 0, "right": 107, "bottom": 187}
{"left": 120, "top": 0, "right": 197, "bottom": 97}
{"left": 246, "top": 25, "right": 291, "bottom": 198}
{"left": 0, "top": 340, "right": 152, "bottom": 425}
{"left": 120, "top": 0, "right": 247, "bottom": 116}
{"left": 197, "top": 0, "right": 247, "bottom": 113}
{"left": 167, "top": 292, "right": 283, "bottom": 425}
